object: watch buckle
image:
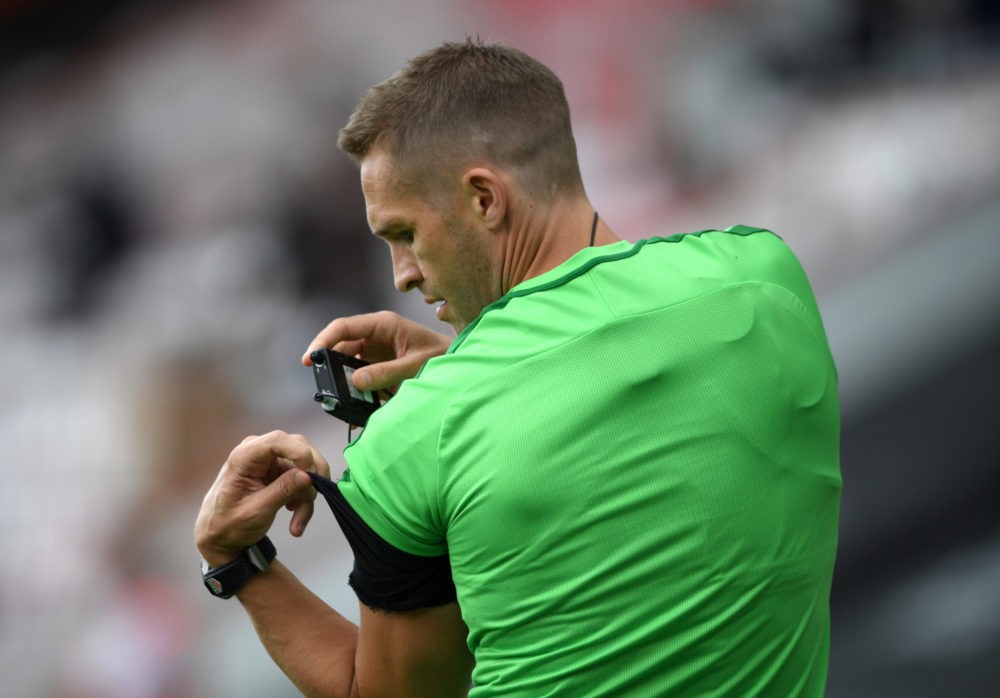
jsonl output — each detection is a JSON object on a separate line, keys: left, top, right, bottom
{"left": 247, "top": 543, "right": 270, "bottom": 571}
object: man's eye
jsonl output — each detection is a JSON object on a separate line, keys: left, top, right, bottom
{"left": 398, "top": 229, "right": 414, "bottom": 244}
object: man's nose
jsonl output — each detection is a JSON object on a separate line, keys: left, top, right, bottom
{"left": 391, "top": 247, "right": 421, "bottom": 293}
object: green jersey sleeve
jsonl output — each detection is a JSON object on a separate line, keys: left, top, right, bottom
{"left": 338, "top": 366, "right": 452, "bottom": 558}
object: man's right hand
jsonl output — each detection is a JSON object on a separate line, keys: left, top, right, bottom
{"left": 303, "top": 311, "right": 452, "bottom": 394}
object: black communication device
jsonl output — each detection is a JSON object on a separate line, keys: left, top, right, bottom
{"left": 310, "top": 348, "right": 381, "bottom": 426}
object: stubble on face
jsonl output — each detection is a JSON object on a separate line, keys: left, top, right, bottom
{"left": 362, "top": 148, "right": 505, "bottom": 334}
{"left": 437, "top": 212, "right": 501, "bottom": 333}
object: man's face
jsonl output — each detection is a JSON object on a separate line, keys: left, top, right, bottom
{"left": 360, "top": 150, "right": 499, "bottom": 333}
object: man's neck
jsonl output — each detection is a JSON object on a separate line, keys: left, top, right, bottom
{"left": 498, "top": 200, "right": 621, "bottom": 295}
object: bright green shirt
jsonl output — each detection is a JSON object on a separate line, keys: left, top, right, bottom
{"left": 339, "top": 226, "right": 841, "bottom": 696}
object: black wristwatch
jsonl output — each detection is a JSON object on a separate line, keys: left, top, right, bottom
{"left": 201, "top": 536, "right": 276, "bottom": 599}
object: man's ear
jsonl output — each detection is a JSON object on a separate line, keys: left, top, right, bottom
{"left": 462, "top": 167, "right": 506, "bottom": 231}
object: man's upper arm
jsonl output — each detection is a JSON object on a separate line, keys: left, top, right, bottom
{"left": 354, "top": 602, "right": 473, "bottom": 698}
{"left": 310, "top": 474, "right": 473, "bottom": 695}
{"left": 315, "top": 357, "right": 473, "bottom": 695}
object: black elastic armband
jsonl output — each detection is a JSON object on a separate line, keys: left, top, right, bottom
{"left": 309, "top": 473, "right": 457, "bottom": 612}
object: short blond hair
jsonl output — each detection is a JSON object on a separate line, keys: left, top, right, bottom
{"left": 339, "top": 38, "right": 584, "bottom": 197}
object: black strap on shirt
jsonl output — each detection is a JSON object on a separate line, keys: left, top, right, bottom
{"left": 309, "top": 473, "right": 457, "bottom": 612}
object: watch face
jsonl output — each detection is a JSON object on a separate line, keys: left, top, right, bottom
{"left": 206, "top": 577, "right": 224, "bottom": 596}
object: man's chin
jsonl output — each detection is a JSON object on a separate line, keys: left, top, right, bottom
{"left": 435, "top": 301, "right": 464, "bottom": 332}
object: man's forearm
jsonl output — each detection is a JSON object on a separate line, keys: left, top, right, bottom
{"left": 236, "top": 560, "right": 359, "bottom": 698}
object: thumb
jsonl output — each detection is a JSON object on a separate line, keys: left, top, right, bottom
{"left": 252, "top": 467, "right": 314, "bottom": 515}
{"left": 352, "top": 363, "right": 385, "bottom": 391}
{"left": 355, "top": 358, "right": 413, "bottom": 392}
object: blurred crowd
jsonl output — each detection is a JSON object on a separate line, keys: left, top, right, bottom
{"left": 1, "top": 1, "right": 998, "bottom": 696}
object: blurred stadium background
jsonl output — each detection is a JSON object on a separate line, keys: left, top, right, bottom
{"left": 1, "top": 1, "right": 997, "bottom": 696}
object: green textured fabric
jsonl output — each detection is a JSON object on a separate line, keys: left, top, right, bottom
{"left": 338, "top": 227, "right": 841, "bottom": 697}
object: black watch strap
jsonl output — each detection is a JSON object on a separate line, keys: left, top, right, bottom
{"left": 202, "top": 536, "right": 276, "bottom": 599}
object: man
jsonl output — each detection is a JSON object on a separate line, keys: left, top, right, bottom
{"left": 195, "top": 39, "right": 841, "bottom": 697}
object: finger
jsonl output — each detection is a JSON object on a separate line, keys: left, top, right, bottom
{"left": 246, "top": 467, "right": 314, "bottom": 521}
{"left": 352, "top": 363, "right": 394, "bottom": 392}
{"left": 331, "top": 339, "right": 366, "bottom": 358}
{"left": 283, "top": 479, "right": 316, "bottom": 510}
{"left": 228, "top": 430, "right": 315, "bottom": 479}
{"left": 352, "top": 351, "right": 429, "bottom": 391}
{"left": 353, "top": 357, "right": 413, "bottom": 392}
{"left": 282, "top": 433, "right": 329, "bottom": 480}
{"left": 303, "top": 314, "right": 386, "bottom": 365}
{"left": 289, "top": 499, "right": 314, "bottom": 537}
{"left": 308, "top": 443, "right": 331, "bottom": 479}
{"left": 280, "top": 437, "right": 328, "bottom": 538}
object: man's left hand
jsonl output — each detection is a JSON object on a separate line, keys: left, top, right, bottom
{"left": 195, "top": 430, "right": 330, "bottom": 568}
